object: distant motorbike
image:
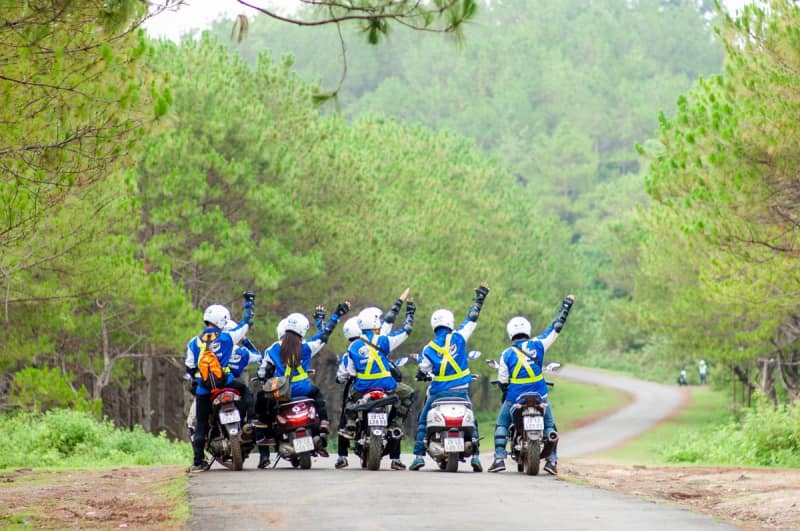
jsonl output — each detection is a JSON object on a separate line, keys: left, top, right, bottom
{"left": 206, "top": 387, "right": 255, "bottom": 471}
{"left": 488, "top": 359, "right": 560, "bottom": 476}
{"left": 349, "top": 357, "right": 408, "bottom": 471}
{"left": 414, "top": 350, "right": 482, "bottom": 472}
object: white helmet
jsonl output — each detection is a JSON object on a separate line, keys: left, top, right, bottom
{"left": 358, "top": 307, "right": 382, "bottom": 331}
{"left": 276, "top": 318, "right": 288, "bottom": 339}
{"left": 506, "top": 316, "right": 531, "bottom": 340}
{"left": 430, "top": 309, "right": 455, "bottom": 331}
{"left": 342, "top": 317, "right": 361, "bottom": 340}
{"left": 203, "top": 304, "right": 230, "bottom": 329}
{"left": 284, "top": 313, "right": 310, "bottom": 337}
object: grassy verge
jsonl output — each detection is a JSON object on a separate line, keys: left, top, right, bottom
{"left": 594, "top": 385, "right": 733, "bottom": 464}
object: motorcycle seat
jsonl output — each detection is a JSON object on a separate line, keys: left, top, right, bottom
{"left": 430, "top": 398, "right": 472, "bottom": 408}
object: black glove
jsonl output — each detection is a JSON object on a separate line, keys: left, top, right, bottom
{"left": 468, "top": 283, "right": 490, "bottom": 321}
{"left": 390, "top": 364, "right": 403, "bottom": 382}
{"left": 402, "top": 300, "right": 416, "bottom": 333}
{"left": 335, "top": 301, "right": 351, "bottom": 317}
{"left": 383, "top": 298, "right": 403, "bottom": 324}
{"left": 243, "top": 291, "right": 256, "bottom": 304}
{"left": 552, "top": 295, "right": 575, "bottom": 333}
{"left": 314, "top": 305, "right": 326, "bottom": 323}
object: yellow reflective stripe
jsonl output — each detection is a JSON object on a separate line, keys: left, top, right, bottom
{"left": 290, "top": 365, "right": 308, "bottom": 383}
{"left": 356, "top": 336, "right": 391, "bottom": 380}
{"left": 509, "top": 347, "right": 543, "bottom": 384}
{"left": 428, "top": 334, "right": 471, "bottom": 382}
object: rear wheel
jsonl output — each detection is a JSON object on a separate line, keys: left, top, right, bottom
{"left": 230, "top": 435, "right": 243, "bottom": 471}
{"left": 298, "top": 453, "right": 312, "bottom": 470}
{"left": 366, "top": 435, "right": 383, "bottom": 471}
{"left": 524, "top": 440, "right": 541, "bottom": 476}
{"left": 438, "top": 460, "right": 447, "bottom": 470}
{"left": 445, "top": 453, "right": 459, "bottom": 473}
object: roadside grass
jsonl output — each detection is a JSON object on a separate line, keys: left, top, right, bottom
{"left": 594, "top": 385, "right": 733, "bottom": 464}
{"left": 161, "top": 473, "right": 191, "bottom": 525}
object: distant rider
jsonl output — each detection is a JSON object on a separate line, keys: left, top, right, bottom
{"left": 184, "top": 292, "right": 255, "bottom": 472}
{"left": 488, "top": 295, "right": 575, "bottom": 475}
{"left": 409, "top": 284, "right": 489, "bottom": 472}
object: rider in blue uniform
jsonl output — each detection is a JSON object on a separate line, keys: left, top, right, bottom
{"left": 488, "top": 295, "right": 575, "bottom": 475}
{"left": 409, "top": 284, "right": 489, "bottom": 472}
{"left": 184, "top": 292, "right": 255, "bottom": 472}
{"left": 338, "top": 296, "right": 416, "bottom": 470}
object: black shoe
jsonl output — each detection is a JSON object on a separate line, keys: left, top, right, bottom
{"left": 390, "top": 459, "right": 406, "bottom": 470}
{"left": 544, "top": 461, "right": 558, "bottom": 476}
{"left": 257, "top": 456, "right": 270, "bottom": 469}
{"left": 335, "top": 456, "right": 349, "bottom": 469}
{"left": 189, "top": 461, "right": 208, "bottom": 473}
{"left": 488, "top": 458, "right": 506, "bottom": 473}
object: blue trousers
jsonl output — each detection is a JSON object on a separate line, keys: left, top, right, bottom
{"left": 413, "top": 388, "right": 479, "bottom": 456}
{"left": 493, "top": 399, "right": 557, "bottom": 463}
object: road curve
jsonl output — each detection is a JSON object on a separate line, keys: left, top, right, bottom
{"left": 556, "top": 365, "right": 687, "bottom": 458}
{"left": 188, "top": 367, "right": 733, "bottom": 531}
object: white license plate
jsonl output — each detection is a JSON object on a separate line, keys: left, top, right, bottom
{"left": 219, "top": 409, "right": 240, "bottom": 424}
{"left": 524, "top": 415, "right": 544, "bottom": 431}
{"left": 368, "top": 412, "right": 388, "bottom": 426}
{"left": 293, "top": 436, "right": 314, "bottom": 453}
{"left": 443, "top": 436, "right": 464, "bottom": 452}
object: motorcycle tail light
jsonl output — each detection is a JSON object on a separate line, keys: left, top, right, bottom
{"left": 526, "top": 396, "right": 541, "bottom": 406}
{"left": 296, "top": 429, "right": 307, "bottom": 437}
{"left": 368, "top": 391, "right": 386, "bottom": 400}
{"left": 444, "top": 416, "right": 464, "bottom": 427}
{"left": 220, "top": 391, "right": 236, "bottom": 403}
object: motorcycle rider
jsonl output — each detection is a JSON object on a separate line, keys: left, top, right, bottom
{"left": 255, "top": 302, "right": 350, "bottom": 467}
{"left": 186, "top": 319, "right": 261, "bottom": 440}
{"left": 184, "top": 292, "right": 255, "bottom": 472}
{"left": 409, "top": 284, "right": 490, "bottom": 472}
{"left": 338, "top": 294, "right": 416, "bottom": 470}
{"left": 333, "top": 316, "right": 362, "bottom": 469}
{"left": 488, "top": 295, "right": 575, "bottom": 475}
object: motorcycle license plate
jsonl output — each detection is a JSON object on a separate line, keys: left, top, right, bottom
{"left": 293, "top": 436, "right": 314, "bottom": 453}
{"left": 368, "top": 412, "right": 388, "bottom": 426}
{"left": 524, "top": 416, "right": 544, "bottom": 431}
{"left": 219, "top": 409, "right": 240, "bottom": 424}
{"left": 443, "top": 437, "right": 464, "bottom": 452}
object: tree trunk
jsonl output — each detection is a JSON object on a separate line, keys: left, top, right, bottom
{"left": 141, "top": 352, "right": 153, "bottom": 432}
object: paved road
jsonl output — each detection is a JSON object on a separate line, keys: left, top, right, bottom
{"left": 188, "top": 367, "right": 734, "bottom": 531}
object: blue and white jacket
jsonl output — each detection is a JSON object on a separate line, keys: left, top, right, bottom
{"left": 345, "top": 327, "right": 408, "bottom": 394}
{"left": 418, "top": 317, "right": 476, "bottom": 395}
{"left": 498, "top": 325, "right": 559, "bottom": 403}
{"left": 184, "top": 321, "right": 250, "bottom": 397}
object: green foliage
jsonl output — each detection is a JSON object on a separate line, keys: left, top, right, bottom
{"left": 8, "top": 367, "right": 101, "bottom": 417}
{"left": 0, "top": 409, "right": 191, "bottom": 469}
{"left": 633, "top": 0, "right": 800, "bottom": 401}
{"left": 663, "top": 397, "right": 800, "bottom": 467}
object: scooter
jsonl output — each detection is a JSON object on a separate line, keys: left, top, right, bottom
{"left": 487, "top": 359, "right": 561, "bottom": 476}
{"left": 206, "top": 387, "right": 255, "bottom": 471}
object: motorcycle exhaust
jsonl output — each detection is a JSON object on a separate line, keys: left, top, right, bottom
{"left": 389, "top": 427, "right": 403, "bottom": 439}
{"left": 242, "top": 423, "right": 254, "bottom": 435}
{"left": 547, "top": 430, "right": 559, "bottom": 442}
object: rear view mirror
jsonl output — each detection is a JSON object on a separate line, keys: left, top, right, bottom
{"left": 409, "top": 353, "right": 420, "bottom": 363}
{"left": 486, "top": 359, "right": 499, "bottom": 370}
{"left": 544, "top": 362, "right": 561, "bottom": 372}
{"left": 394, "top": 356, "right": 409, "bottom": 367}
{"left": 467, "top": 350, "right": 482, "bottom": 360}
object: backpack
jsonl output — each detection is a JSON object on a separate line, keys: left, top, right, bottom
{"left": 197, "top": 331, "right": 226, "bottom": 391}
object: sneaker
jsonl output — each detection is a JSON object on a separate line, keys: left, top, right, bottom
{"left": 189, "top": 462, "right": 208, "bottom": 473}
{"left": 409, "top": 457, "right": 425, "bottom": 471}
{"left": 488, "top": 458, "right": 506, "bottom": 473}
{"left": 320, "top": 420, "right": 331, "bottom": 435}
{"left": 335, "top": 456, "right": 349, "bottom": 469}
{"left": 257, "top": 456, "right": 271, "bottom": 469}
{"left": 470, "top": 456, "right": 483, "bottom": 472}
{"left": 390, "top": 459, "right": 406, "bottom": 470}
{"left": 544, "top": 460, "right": 558, "bottom": 476}
{"left": 337, "top": 427, "right": 356, "bottom": 440}
{"left": 317, "top": 447, "right": 330, "bottom": 458}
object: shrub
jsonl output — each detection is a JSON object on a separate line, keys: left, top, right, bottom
{"left": 8, "top": 367, "right": 101, "bottom": 417}
{"left": 0, "top": 409, "right": 191, "bottom": 469}
{"left": 662, "top": 396, "right": 800, "bottom": 467}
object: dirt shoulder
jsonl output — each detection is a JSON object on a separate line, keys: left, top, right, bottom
{"left": 0, "top": 466, "right": 186, "bottom": 530}
{"left": 565, "top": 460, "right": 800, "bottom": 530}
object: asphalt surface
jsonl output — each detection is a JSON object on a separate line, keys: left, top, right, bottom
{"left": 188, "top": 367, "right": 735, "bottom": 531}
